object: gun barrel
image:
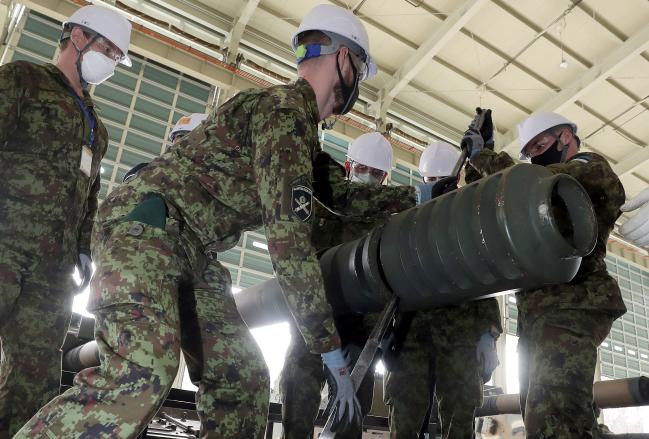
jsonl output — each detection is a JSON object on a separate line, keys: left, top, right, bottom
{"left": 236, "top": 163, "right": 597, "bottom": 327}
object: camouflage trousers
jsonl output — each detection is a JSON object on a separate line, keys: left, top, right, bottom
{"left": 518, "top": 308, "right": 614, "bottom": 439}
{"left": 14, "top": 219, "right": 270, "bottom": 439}
{"left": 0, "top": 247, "right": 76, "bottom": 437}
{"left": 280, "top": 314, "right": 374, "bottom": 439}
{"left": 383, "top": 311, "right": 483, "bottom": 439}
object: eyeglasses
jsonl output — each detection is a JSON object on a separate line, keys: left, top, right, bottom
{"left": 92, "top": 36, "right": 124, "bottom": 63}
{"left": 351, "top": 162, "right": 387, "bottom": 182}
{"left": 523, "top": 129, "right": 564, "bottom": 158}
{"left": 348, "top": 51, "right": 369, "bottom": 80}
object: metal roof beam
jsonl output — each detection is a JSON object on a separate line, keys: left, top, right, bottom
{"left": 497, "top": 20, "right": 649, "bottom": 153}
{"left": 613, "top": 147, "right": 649, "bottom": 177}
{"left": 377, "top": 0, "right": 488, "bottom": 118}
{"left": 225, "top": 0, "right": 260, "bottom": 65}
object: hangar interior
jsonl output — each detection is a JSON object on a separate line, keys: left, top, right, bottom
{"left": 3, "top": 0, "right": 649, "bottom": 436}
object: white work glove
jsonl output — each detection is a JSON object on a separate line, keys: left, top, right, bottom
{"left": 77, "top": 253, "right": 93, "bottom": 291}
{"left": 620, "top": 187, "right": 649, "bottom": 248}
{"left": 321, "top": 347, "right": 362, "bottom": 433}
{"left": 476, "top": 330, "right": 499, "bottom": 382}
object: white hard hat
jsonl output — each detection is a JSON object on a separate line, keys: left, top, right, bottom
{"left": 517, "top": 112, "right": 577, "bottom": 159}
{"left": 347, "top": 132, "right": 393, "bottom": 172}
{"left": 291, "top": 4, "right": 377, "bottom": 80}
{"left": 418, "top": 141, "right": 461, "bottom": 178}
{"left": 65, "top": 5, "right": 132, "bottom": 67}
{"left": 169, "top": 113, "right": 208, "bottom": 141}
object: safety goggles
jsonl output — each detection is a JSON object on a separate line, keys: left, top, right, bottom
{"left": 522, "top": 129, "right": 565, "bottom": 159}
{"left": 350, "top": 161, "right": 387, "bottom": 183}
{"left": 92, "top": 36, "right": 125, "bottom": 64}
{"left": 170, "top": 130, "right": 190, "bottom": 144}
{"left": 347, "top": 51, "right": 369, "bottom": 80}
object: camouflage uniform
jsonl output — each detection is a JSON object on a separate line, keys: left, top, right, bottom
{"left": 383, "top": 300, "right": 501, "bottom": 438}
{"left": 280, "top": 185, "right": 416, "bottom": 439}
{"left": 16, "top": 78, "right": 417, "bottom": 439}
{"left": 469, "top": 149, "right": 627, "bottom": 438}
{"left": 123, "top": 162, "right": 268, "bottom": 437}
{"left": 0, "top": 61, "right": 108, "bottom": 437}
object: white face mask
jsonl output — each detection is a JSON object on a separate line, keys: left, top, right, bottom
{"left": 350, "top": 172, "right": 380, "bottom": 185}
{"left": 81, "top": 51, "right": 117, "bottom": 85}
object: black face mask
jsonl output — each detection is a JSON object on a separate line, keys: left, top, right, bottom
{"left": 334, "top": 53, "right": 360, "bottom": 115}
{"left": 531, "top": 138, "right": 566, "bottom": 166}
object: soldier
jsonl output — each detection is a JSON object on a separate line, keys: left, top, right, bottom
{"left": 0, "top": 5, "right": 132, "bottom": 436}
{"left": 383, "top": 141, "right": 502, "bottom": 439}
{"left": 16, "top": 5, "right": 431, "bottom": 438}
{"left": 280, "top": 132, "right": 415, "bottom": 439}
{"left": 463, "top": 110, "right": 626, "bottom": 437}
{"left": 122, "top": 113, "right": 267, "bottom": 436}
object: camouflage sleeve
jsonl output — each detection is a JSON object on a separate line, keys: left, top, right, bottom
{"left": 345, "top": 183, "right": 416, "bottom": 217}
{"left": 546, "top": 153, "right": 625, "bottom": 224}
{"left": 78, "top": 172, "right": 100, "bottom": 254}
{"left": 252, "top": 107, "right": 340, "bottom": 354}
{"left": 339, "top": 183, "right": 416, "bottom": 219}
{"left": 0, "top": 63, "right": 23, "bottom": 145}
{"left": 468, "top": 149, "right": 517, "bottom": 177}
{"left": 313, "top": 150, "right": 416, "bottom": 218}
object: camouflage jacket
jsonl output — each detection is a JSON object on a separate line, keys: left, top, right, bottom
{"left": 101, "top": 78, "right": 413, "bottom": 353}
{"left": 311, "top": 157, "right": 415, "bottom": 251}
{"left": 0, "top": 61, "right": 108, "bottom": 269}
{"left": 469, "top": 149, "right": 627, "bottom": 319}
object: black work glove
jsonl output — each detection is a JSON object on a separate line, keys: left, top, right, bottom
{"left": 460, "top": 131, "right": 484, "bottom": 160}
{"left": 477, "top": 108, "right": 494, "bottom": 149}
{"left": 461, "top": 108, "right": 494, "bottom": 159}
{"left": 429, "top": 175, "right": 458, "bottom": 198}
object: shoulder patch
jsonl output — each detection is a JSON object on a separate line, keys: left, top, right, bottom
{"left": 292, "top": 184, "right": 313, "bottom": 222}
{"left": 571, "top": 157, "right": 592, "bottom": 164}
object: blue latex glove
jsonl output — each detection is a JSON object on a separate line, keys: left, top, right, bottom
{"left": 321, "top": 348, "right": 362, "bottom": 433}
{"left": 414, "top": 183, "right": 434, "bottom": 205}
{"left": 77, "top": 253, "right": 93, "bottom": 291}
{"left": 414, "top": 176, "right": 458, "bottom": 205}
{"left": 476, "top": 330, "right": 499, "bottom": 382}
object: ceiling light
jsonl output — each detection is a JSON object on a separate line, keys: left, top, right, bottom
{"left": 558, "top": 17, "right": 569, "bottom": 70}
{"left": 232, "top": 287, "right": 242, "bottom": 294}
{"left": 100, "top": 166, "right": 105, "bottom": 174}
{"left": 601, "top": 342, "right": 609, "bottom": 347}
